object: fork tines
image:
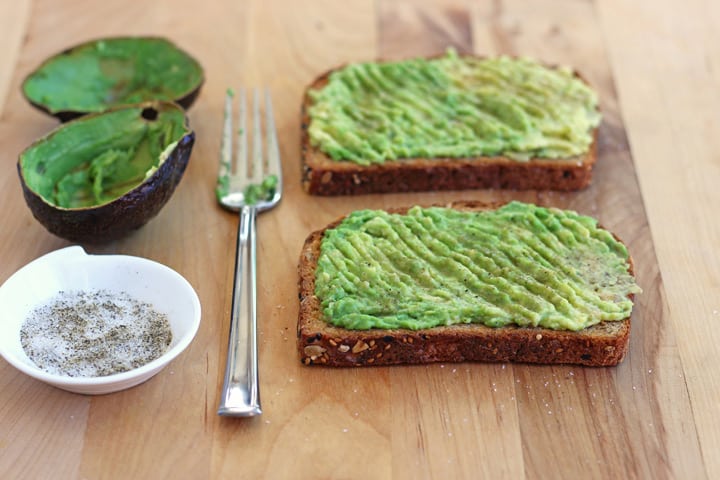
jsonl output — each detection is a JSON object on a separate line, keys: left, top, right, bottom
{"left": 216, "top": 87, "right": 282, "bottom": 210}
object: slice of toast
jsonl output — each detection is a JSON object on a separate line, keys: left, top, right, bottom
{"left": 301, "top": 56, "right": 600, "bottom": 196}
{"left": 297, "top": 202, "right": 635, "bottom": 367}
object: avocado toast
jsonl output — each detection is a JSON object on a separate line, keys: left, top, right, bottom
{"left": 301, "top": 51, "right": 601, "bottom": 195}
{"left": 298, "top": 201, "right": 640, "bottom": 367}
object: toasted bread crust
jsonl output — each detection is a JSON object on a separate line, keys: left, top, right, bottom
{"left": 297, "top": 202, "right": 632, "bottom": 367}
{"left": 300, "top": 66, "right": 598, "bottom": 196}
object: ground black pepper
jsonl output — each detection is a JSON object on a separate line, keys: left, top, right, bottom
{"left": 20, "top": 290, "right": 172, "bottom": 377}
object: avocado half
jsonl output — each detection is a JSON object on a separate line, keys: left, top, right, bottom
{"left": 22, "top": 36, "right": 204, "bottom": 122}
{"left": 18, "top": 101, "right": 195, "bottom": 243}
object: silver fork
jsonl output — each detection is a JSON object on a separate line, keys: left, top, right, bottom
{"left": 216, "top": 87, "right": 282, "bottom": 417}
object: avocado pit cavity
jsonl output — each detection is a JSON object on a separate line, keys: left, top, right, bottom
{"left": 22, "top": 105, "right": 186, "bottom": 209}
{"left": 22, "top": 37, "right": 204, "bottom": 120}
{"left": 18, "top": 101, "right": 195, "bottom": 243}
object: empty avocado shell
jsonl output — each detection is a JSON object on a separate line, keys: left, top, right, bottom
{"left": 22, "top": 36, "right": 204, "bottom": 121}
{"left": 18, "top": 101, "right": 195, "bottom": 243}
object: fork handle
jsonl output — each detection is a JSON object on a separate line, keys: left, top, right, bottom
{"left": 218, "top": 205, "right": 261, "bottom": 416}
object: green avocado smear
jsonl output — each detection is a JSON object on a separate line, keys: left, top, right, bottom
{"left": 308, "top": 50, "right": 601, "bottom": 165}
{"left": 23, "top": 37, "right": 203, "bottom": 115}
{"left": 315, "top": 202, "right": 640, "bottom": 331}
{"left": 21, "top": 105, "right": 188, "bottom": 208}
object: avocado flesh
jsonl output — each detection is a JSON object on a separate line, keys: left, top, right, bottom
{"left": 21, "top": 106, "right": 188, "bottom": 209}
{"left": 23, "top": 37, "right": 203, "bottom": 115}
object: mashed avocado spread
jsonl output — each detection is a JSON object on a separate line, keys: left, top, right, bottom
{"left": 315, "top": 202, "right": 640, "bottom": 331}
{"left": 308, "top": 50, "right": 601, "bottom": 165}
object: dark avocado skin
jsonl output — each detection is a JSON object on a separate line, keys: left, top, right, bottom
{"left": 18, "top": 102, "right": 195, "bottom": 244}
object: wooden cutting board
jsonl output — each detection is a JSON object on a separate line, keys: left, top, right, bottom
{"left": 0, "top": 0, "right": 704, "bottom": 478}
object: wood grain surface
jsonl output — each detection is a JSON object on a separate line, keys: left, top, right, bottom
{"left": 0, "top": 1, "right": 717, "bottom": 479}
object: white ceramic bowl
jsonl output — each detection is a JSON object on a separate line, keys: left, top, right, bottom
{"left": 0, "top": 246, "right": 201, "bottom": 395}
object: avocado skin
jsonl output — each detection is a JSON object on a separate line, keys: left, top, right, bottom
{"left": 18, "top": 131, "right": 195, "bottom": 244}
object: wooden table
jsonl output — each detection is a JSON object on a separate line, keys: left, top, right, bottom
{"left": 1, "top": 1, "right": 717, "bottom": 478}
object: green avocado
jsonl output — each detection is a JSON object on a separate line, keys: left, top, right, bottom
{"left": 315, "top": 202, "right": 640, "bottom": 331}
{"left": 308, "top": 50, "right": 601, "bottom": 165}
{"left": 22, "top": 37, "right": 204, "bottom": 121}
{"left": 18, "top": 102, "right": 195, "bottom": 243}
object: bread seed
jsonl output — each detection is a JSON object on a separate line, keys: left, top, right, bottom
{"left": 304, "top": 345, "right": 327, "bottom": 360}
{"left": 555, "top": 348, "right": 564, "bottom": 353}
{"left": 328, "top": 339, "right": 337, "bottom": 347}
{"left": 321, "top": 172, "right": 332, "bottom": 184}
{"left": 338, "top": 344, "right": 350, "bottom": 353}
{"left": 352, "top": 340, "right": 369, "bottom": 353}
{"left": 369, "top": 340, "right": 376, "bottom": 348}
{"left": 536, "top": 334, "right": 543, "bottom": 340}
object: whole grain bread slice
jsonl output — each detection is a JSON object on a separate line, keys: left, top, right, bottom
{"left": 301, "top": 66, "right": 599, "bottom": 196}
{"left": 297, "top": 201, "right": 633, "bottom": 367}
